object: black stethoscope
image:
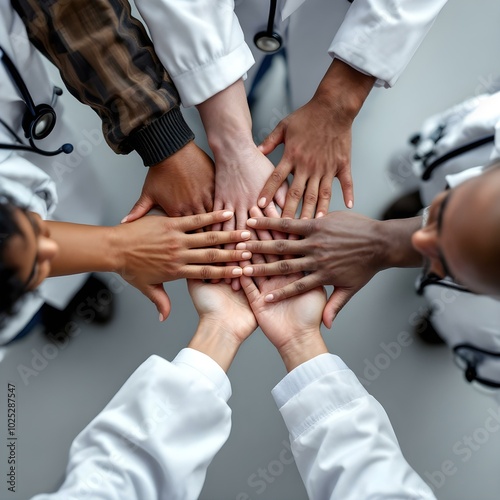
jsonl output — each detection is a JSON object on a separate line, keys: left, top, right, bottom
{"left": 254, "top": 0, "right": 354, "bottom": 53}
{"left": 0, "top": 45, "right": 73, "bottom": 157}
{"left": 254, "top": 0, "right": 283, "bottom": 53}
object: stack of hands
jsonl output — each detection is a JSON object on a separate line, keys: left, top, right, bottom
{"left": 113, "top": 62, "right": 386, "bottom": 330}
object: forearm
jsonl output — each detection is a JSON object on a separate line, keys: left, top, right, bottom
{"left": 273, "top": 354, "right": 436, "bottom": 500}
{"left": 380, "top": 216, "right": 423, "bottom": 269}
{"left": 197, "top": 79, "right": 254, "bottom": 160}
{"left": 47, "top": 222, "right": 117, "bottom": 277}
{"left": 314, "top": 59, "right": 375, "bottom": 121}
{"left": 12, "top": 0, "right": 194, "bottom": 164}
{"left": 188, "top": 320, "right": 241, "bottom": 373}
{"left": 33, "top": 354, "right": 232, "bottom": 500}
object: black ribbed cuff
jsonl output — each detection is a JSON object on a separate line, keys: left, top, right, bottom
{"left": 128, "top": 107, "right": 195, "bottom": 166}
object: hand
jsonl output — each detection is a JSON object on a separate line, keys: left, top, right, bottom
{"left": 214, "top": 147, "right": 286, "bottom": 291}
{"left": 258, "top": 97, "right": 351, "bottom": 219}
{"left": 214, "top": 146, "right": 286, "bottom": 230}
{"left": 240, "top": 211, "right": 389, "bottom": 328}
{"left": 197, "top": 79, "right": 287, "bottom": 231}
{"left": 241, "top": 271, "right": 327, "bottom": 372}
{"left": 197, "top": 79, "right": 287, "bottom": 290}
{"left": 188, "top": 280, "right": 257, "bottom": 346}
{"left": 124, "top": 141, "right": 215, "bottom": 221}
{"left": 113, "top": 211, "right": 252, "bottom": 320}
{"left": 187, "top": 280, "right": 257, "bottom": 372}
{"left": 258, "top": 60, "right": 375, "bottom": 217}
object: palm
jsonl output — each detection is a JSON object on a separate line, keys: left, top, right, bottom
{"left": 242, "top": 274, "right": 326, "bottom": 350}
{"left": 188, "top": 280, "right": 257, "bottom": 343}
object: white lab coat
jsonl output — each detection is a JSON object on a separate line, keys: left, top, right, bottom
{"left": 135, "top": 0, "right": 448, "bottom": 108}
{"left": 412, "top": 92, "right": 500, "bottom": 206}
{"left": 0, "top": 5, "right": 104, "bottom": 342}
{"left": 31, "top": 349, "right": 439, "bottom": 499}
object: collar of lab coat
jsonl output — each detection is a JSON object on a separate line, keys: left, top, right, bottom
{"left": 281, "top": 0, "right": 307, "bottom": 20}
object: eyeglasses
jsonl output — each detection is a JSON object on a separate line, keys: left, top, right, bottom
{"left": 453, "top": 344, "right": 500, "bottom": 390}
{"left": 416, "top": 271, "right": 475, "bottom": 296}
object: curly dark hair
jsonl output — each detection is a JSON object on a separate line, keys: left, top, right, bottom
{"left": 0, "top": 200, "right": 28, "bottom": 322}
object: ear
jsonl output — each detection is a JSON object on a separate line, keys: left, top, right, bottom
{"left": 411, "top": 227, "right": 439, "bottom": 259}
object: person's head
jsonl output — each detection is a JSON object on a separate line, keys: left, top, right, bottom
{"left": 412, "top": 164, "right": 500, "bottom": 296}
{"left": 0, "top": 199, "right": 58, "bottom": 319}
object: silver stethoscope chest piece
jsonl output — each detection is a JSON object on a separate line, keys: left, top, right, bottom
{"left": 254, "top": 31, "right": 282, "bottom": 53}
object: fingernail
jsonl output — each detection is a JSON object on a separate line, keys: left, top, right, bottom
{"left": 222, "top": 210, "right": 234, "bottom": 218}
{"left": 264, "top": 294, "right": 274, "bottom": 302}
{"left": 232, "top": 267, "right": 243, "bottom": 276}
{"left": 120, "top": 215, "right": 128, "bottom": 224}
{"left": 159, "top": 313, "right": 164, "bottom": 322}
{"left": 347, "top": 200, "right": 353, "bottom": 209}
{"left": 317, "top": 212, "right": 324, "bottom": 218}
{"left": 242, "top": 251, "right": 252, "bottom": 259}
{"left": 257, "top": 144, "right": 264, "bottom": 151}
{"left": 236, "top": 242, "right": 246, "bottom": 250}
{"left": 258, "top": 197, "right": 267, "bottom": 208}
{"left": 301, "top": 216, "right": 309, "bottom": 220}
{"left": 243, "top": 267, "right": 254, "bottom": 276}
{"left": 241, "top": 231, "right": 251, "bottom": 238}
{"left": 247, "top": 218, "right": 257, "bottom": 227}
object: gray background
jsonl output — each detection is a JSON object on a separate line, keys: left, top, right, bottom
{"left": 1, "top": 0, "right": 500, "bottom": 498}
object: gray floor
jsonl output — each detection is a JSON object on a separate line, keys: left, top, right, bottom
{"left": 1, "top": 1, "right": 500, "bottom": 498}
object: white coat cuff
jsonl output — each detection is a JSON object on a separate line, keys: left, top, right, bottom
{"left": 173, "top": 43, "right": 255, "bottom": 107}
{"left": 330, "top": 54, "right": 387, "bottom": 89}
{"left": 272, "top": 354, "right": 368, "bottom": 441}
{"left": 173, "top": 348, "right": 232, "bottom": 402}
{"left": 0, "top": 155, "right": 57, "bottom": 217}
{"left": 329, "top": 0, "right": 447, "bottom": 90}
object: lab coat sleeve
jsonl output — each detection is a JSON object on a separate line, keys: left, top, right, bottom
{"left": 134, "top": 0, "right": 255, "bottom": 107}
{"left": 330, "top": 0, "right": 448, "bottom": 88}
{"left": 272, "top": 354, "right": 436, "bottom": 499}
{"left": 0, "top": 153, "right": 57, "bottom": 217}
{"left": 32, "top": 349, "right": 232, "bottom": 500}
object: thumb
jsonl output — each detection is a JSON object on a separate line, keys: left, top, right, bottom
{"left": 274, "top": 180, "right": 289, "bottom": 209}
{"left": 322, "top": 287, "right": 356, "bottom": 328}
{"left": 258, "top": 122, "right": 285, "bottom": 155}
{"left": 142, "top": 284, "right": 172, "bottom": 322}
{"left": 122, "top": 193, "right": 154, "bottom": 223}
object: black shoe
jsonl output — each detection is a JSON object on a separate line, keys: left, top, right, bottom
{"left": 413, "top": 310, "right": 445, "bottom": 345}
{"left": 41, "top": 275, "right": 115, "bottom": 338}
{"left": 380, "top": 190, "right": 423, "bottom": 221}
{"left": 68, "top": 275, "right": 115, "bottom": 325}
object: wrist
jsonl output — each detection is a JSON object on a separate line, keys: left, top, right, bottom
{"left": 188, "top": 318, "right": 242, "bottom": 373}
{"left": 278, "top": 330, "right": 328, "bottom": 373}
{"left": 379, "top": 217, "right": 423, "bottom": 269}
{"left": 108, "top": 225, "right": 127, "bottom": 274}
{"left": 208, "top": 130, "right": 256, "bottom": 161}
{"left": 197, "top": 80, "right": 255, "bottom": 157}
{"left": 314, "top": 59, "right": 375, "bottom": 120}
